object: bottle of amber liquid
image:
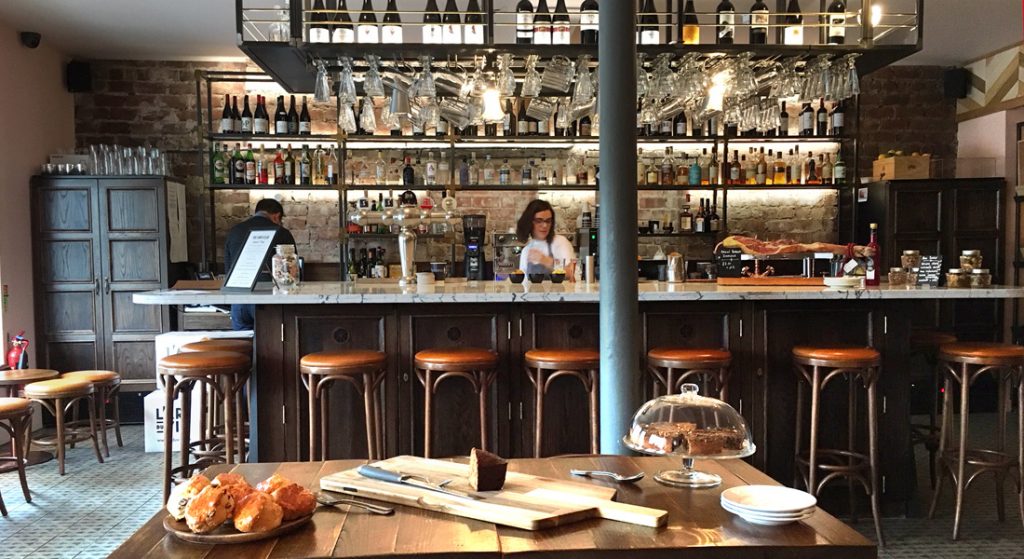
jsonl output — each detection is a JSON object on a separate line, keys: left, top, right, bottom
{"left": 865, "top": 223, "right": 881, "bottom": 286}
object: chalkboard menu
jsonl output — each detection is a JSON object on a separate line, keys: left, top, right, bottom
{"left": 916, "top": 255, "right": 943, "bottom": 286}
{"left": 716, "top": 248, "right": 745, "bottom": 278}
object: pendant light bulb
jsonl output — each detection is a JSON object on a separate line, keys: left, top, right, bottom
{"left": 482, "top": 88, "right": 505, "bottom": 123}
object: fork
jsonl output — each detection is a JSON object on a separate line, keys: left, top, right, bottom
{"left": 315, "top": 491, "right": 395, "bottom": 515}
{"left": 569, "top": 469, "right": 645, "bottom": 483}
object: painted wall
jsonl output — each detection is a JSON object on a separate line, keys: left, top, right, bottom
{"left": 0, "top": 21, "right": 75, "bottom": 362}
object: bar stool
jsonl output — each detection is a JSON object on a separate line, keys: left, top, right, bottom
{"left": 24, "top": 378, "right": 104, "bottom": 476}
{"left": 0, "top": 397, "right": 32, "bottom": 515}
{"left": 928, "top": 342, "right": 1024, "bottom": 540}
{"left": 414, "top": 347, "right": 499, "bottom": 458}
{"left": 158, "top": 350, "right": 251, "bottom": 501}
{"left": 180, "top": 339, "right": 253, "bottom": 463}
{"left": 300, "top": 350, "right": 387, "bottom": 461}
{"left": 63, "top": 370, "right": 123, "bottom": 457}
{"left": 0, "top": 369, "right": 58, "bottom": 472}
{"left": 908, "top": 331, "right": 957, "bottom": 488}
{"left": 646, "top": 347, "right": 732, "bottom": 400}
{"left": 792, "top": 345, "right": 884, "bottom": 545}
{"left": 524, "top": 347, "right": 600, "bottom": 457}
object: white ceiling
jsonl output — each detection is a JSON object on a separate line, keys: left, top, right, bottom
{"left": 0, "top": 0, "right": 1018, "bottom": 66}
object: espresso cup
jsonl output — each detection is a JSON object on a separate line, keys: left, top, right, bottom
{"left": 430, "top": 261, "right": 448, "bottom": 281}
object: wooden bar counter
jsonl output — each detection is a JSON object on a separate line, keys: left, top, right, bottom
{"left": 110, "top": 455, "right": 875, "bottom": 559}
{"left": 135, "top": 281, "right": 1024, "bottom": 512}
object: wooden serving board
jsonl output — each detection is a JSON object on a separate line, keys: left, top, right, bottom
{"left": 717, "top": 276, "right": 825, "bottom": 286}
{"left": 320, "top": 456, "right": 667, "bottom": 529}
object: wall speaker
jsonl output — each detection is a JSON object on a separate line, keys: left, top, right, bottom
{"left": 66, "top": 61, "right": 92, "bottom": 93}
{"left": 944, "top": 68, "right": 969, "bottom": 99}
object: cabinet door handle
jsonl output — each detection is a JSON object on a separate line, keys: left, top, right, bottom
{"left": 94, "top": 278, "right": 100, "bottom": 294}
{"left": 104, "top": 277, "right": 111, "bottom": 295}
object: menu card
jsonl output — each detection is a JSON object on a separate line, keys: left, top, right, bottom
{"left": 716, "top": 248, "right": 744, "bottom": 278}
{"left": 916, "top": 255, "right": 943, "bottom": 287}
{"left": 222, "top": 229, "right": 276, "bottom": 291}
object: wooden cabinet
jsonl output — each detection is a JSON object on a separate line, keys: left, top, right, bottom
{"left": 31, "top": 176, "right": 183, "bottom": 392}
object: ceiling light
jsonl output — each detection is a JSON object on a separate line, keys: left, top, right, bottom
{"left": 482, "top": 88, "right": 505, "bottom": 123}
{"left": 871, "top": 5, "right": 883, "bottom": 27}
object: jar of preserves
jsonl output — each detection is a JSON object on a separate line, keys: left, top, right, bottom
{"left": 946, "top": 268, "right": 969, "bottom": 288}
{"left": 959, "top": 250, "right": 982, "bottom": 272}
{"left": 969, "top": 268, "right": 992, "bottom": 288}
{"left": 888, "top": 267, "right": 908, "bottom": 287}
{"left": 901, "top": 250, "right": 922, "bottom": 270}
{"left": 271, "top": 244, "right": 300, "bottom": 290}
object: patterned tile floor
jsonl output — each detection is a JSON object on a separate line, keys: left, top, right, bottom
{"left": 0, "top": 419, "right": 1022, "bottom": 558}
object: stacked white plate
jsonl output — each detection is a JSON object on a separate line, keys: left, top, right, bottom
{"left": 720, "top": 485, "right": 817, "bottom": 526}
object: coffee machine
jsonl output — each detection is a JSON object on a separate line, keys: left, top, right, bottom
{"left": 463, "top": 214, "right": 487, "bottom": 280}
{"left": 577, "top": 227, "right": 599, "bottom": 280}
{"left": 492, "top": 231, "right": 522, "bottom": 281}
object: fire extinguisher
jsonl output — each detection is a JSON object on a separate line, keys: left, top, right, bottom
{"left": 6, "top": 331, "right": 28, "bottom": 369}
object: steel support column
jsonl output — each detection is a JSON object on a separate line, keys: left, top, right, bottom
{"left": 598, "top": 0, "right": 639, "bottom": 454}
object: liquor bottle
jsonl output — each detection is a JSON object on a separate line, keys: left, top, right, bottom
{"left": 424, "top": 152, "right": 437, "bottom": 185}
{"left": 755, "top": 148, "right": 767, "bottom": 185}
{"left": 482, "top": 154, "right": 496, "bottom": 183}
{"left": 240, "top": 95, "right": 253, "bottom": 134}
{"left": 827, "top": 0, "right": 846, "bottom": 44}
{"left": 804, "top": 151, "right": 819, "bottom": 184}
{"left": 639, "top": 0, "right": 659, "bottom": 45}
{"left": 551, "top": 0, "right": 570, "bottom": 44}
{"left": 709, "top": 205, "right": 721, "bottom": 232}
{"left": 787, "top": 147, "right": 800, "bottom": 183}
{"left": 465, "top": 0, "right": 484, "bottom": 43}
{"left": 516, "top": 0, "right": 534, "bottom": 44}
{"left": 694, "top": 199, "right": 706, "bottom": 233}
{"left": 537, "top": 154, "right": 551, "bottom": 185}
{"left": 257, "top": 146, "right": 269, "bottom": 184}
{"left": 401, "top": 156, "right": 415, "bottom": 185}
{"left": 442, "top": 0, "right": 462, "bottom": 44}
{"left": 580, "top": 0, "right": 599, "bottom": 44}
{"left": 689, "top": 154, "right": 701, "bottom": 185}
{"left": 833, "top": 153, "right": 846, "bottom": 184}
{"left": 212, "top": 145, "right": 228, "bottom": 184}
{"left": 423, "top": 0, "right": 443, "bottom": 43}
{"left": 373, "top": 150, "right": 386, "bottom": 184}
{"left": 716, "top": 0, "right": 736, "bottom": 45}
{"left": 243, "top": 144, "right": 256, "bottom": 184}
{"left": 333, "top": 0, "right": 356, "bottom": 43}
{"left": 231, "top": 96, "right": 241, "bottom": 132}
{"left": 287, "top": 95, "right": 299, "bottom": 134}
{"left": 273, "top": 146, "right": 285, "bottom": 184}
{"left": 816, "top": 98, "right": 828, "bottom": 136}
{"left": 219, "top": 94, "right": 232, "bottom": 133}
{"left": 709, "top": 148, "right": 720, "bottom": 185}
{"left": 274, "top": 95, "right": 288, "bottom": 134}
{"left": 724, "top": 118, "right": 739, "bottom": 137}
{"left": 357, "top": 0, "right": 379, "bottom": 43}
{"left": 284, "top": 145, "right": 296, "bottom": 184}
{"left": 578, "top": 114, "right": 593, "bottom": 137}
{"left": 773, "top": 151, "right": 787, "bottom": 184}
{"left": 865, "top": 223, "right": 881, "bottom": 286}
{"left": 310, "top": 0, "right": 330, "bottom": 42}
{"left": 799, "top": 102, "right": 813, "bottom": 136}
{"left": 729, "top": 150, "right": 741, "bottom": 184}
{"left": 499, "top": 158, "right": 511, "bottom": 184}
{"left": 645, "top": 158, "right": 659, "bottom": 187}
{"left": 679, "top": 197, "right": 693, "bottom": 233}
{"left": 522, "top": 159, "right": 535, "bottom": 185}
{"left": 681, "top": 0, "right": 699, "bottom": 44}
{"left": 831, "top": 100, "right": 844, "bottom": 136}
{"left": 821, "top": 153, "right": 833, "bottom": 185}
{"left": 382, "top": 0, "right": 403, "bottom": 43}
{"left": 783, "top": 0, "right": 803, "bottom": 45}
{"left": 255, "top": 96, "right": 270, "bottom": 134}
{"left": 230, "top": 143, "right": 244, "bottom": 183}
{"left": 299, "top": 145, "right": 312, "bottom": 183}
{"left": 750, "top": 0, "right": 770, "bottom": 44}
{"left": 673, "top": 110, "right": 687, "bottom": 137}
{"left": 533, "top": 0, "right": 552, "bottom": 45}
{"left": 299, "top": 96, "right": 311, "bottom": 135}
{"left": 778, "top": 101, "right": 789, "bottom": 136}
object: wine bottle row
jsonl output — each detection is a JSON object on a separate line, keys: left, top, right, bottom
{"left": 218, "top": 94, "right": 315, "bottom": 136}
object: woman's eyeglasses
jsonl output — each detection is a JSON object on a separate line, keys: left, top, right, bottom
{"left": 533, "top": 218, "right": 553, "bottom": 225}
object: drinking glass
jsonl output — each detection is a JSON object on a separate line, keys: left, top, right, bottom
{"left": 496, "top": 54, "right": 517, "bottom": 97}
{"left": 526, "top": 97, "right": 556, "bottom": 122}
{"left": 336, "top": 60, "right": 357, "bottom": 104}
{"left": 439, "top": 98, "right": 471, "bottom": 130}
{"left": 359, "top": 96, "right": 378, "bottom": 132}
{"left": 314, "top": 61, "right": 331, "bottom": 102}
{"left": 338, "top": 103, "right": 357, "bottom": 133}
{"left": 556, "top": 98, "right": 572, "bottom": 131}
{"left": 572, "top": 56, "right": 595, "bottom": 105}
{"left": 521, "top": 56, "right": 542, "bottom": 97}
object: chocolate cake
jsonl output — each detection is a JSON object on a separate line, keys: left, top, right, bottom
{"left": 630, "top": 421, "right": 697, "bottom": 454}
{"left": 683, "top": 427, "right": 745, "bottom": 455}
{"left": 468, "top": 447, "right": 507, "bottom": 491}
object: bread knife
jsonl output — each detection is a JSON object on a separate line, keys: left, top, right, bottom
{"left": 356, "top": 465, "right": 482, "bottom": 500}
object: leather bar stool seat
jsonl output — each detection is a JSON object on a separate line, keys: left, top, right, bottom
{"left": 301, "top": 350, "right": 387, "bottom": 461}
{"left": 161, "top": 350, "right": 250, "bottom": 374}
{"left": 181, "top": 339, "right": 253, "bottom": 355}
{"left": 414, "top": 347, "right": 499, "bottom": 458}
{"left": 24, "top": 378, "right": 103, "bottom": 476}
{"left": 929, "top": 342, "right": 1024, "bottom": 540}
{"left": 64, "top": 370, "right": 123, "bottom": 458}
{"left": 0, "top": 397, "right": 32, "bottom": 516}
{"left": 910, "top": 331, "right": 958, "bottom": 350}
{"left": 525, "top": 347, "right": 601, "bottom": 457}
{"left": 647, "top": 347, "right": 732, "bottom": 401}
{"left": 792, "top": 345, "right": 884, "bottom": 545}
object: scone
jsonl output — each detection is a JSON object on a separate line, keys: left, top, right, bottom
{"left": 184, "top": 485, "right": 235, "bottom": 534}
{"left": 233, "top": 491, "right": 284, "bottom": 534}
{"left": 212, "top": 472, "right": 247, "bottom": 487}
{"left": 213, "top": 473, "right": 254, "bottom": 514}
{"left": 166, "top": 474, "right": 211, "bottom": 520}
{"left": 269, "top": 483, "right": 317, "bottom": 520}
{"left": 255, "top": 473, "right": 292, "bottom": 494}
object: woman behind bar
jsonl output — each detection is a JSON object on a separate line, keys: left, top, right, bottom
{"left": 516, "top": 199, "right": 576, "bottom": 280}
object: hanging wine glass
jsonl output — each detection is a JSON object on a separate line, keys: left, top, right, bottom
{"left": 363, "top": 56, "right": 385, "bottom": 98}
{"left": 338, "top": 102, "right": 357, "bottom": 133}
{"left": 337, "top": 59, "right": 357, "bottom": 105}
{"left": 845, "top": 54, "right": 861, "bottom": 98}
{"left": 496, "top": 53, "right": 517, "bottom": 97}
{"left": 556, "top": 98, "right": 572, "bottom": 130}
{"left": 359, "top": 96, "right": 378, "bottom": 132}
{"left": 314, "top": 60, "right": 331, "bottom": 103}
{"left": 572, "top": 56, "right": 595, "bottom": 105}
{"left": 521, "top": 55, "right": 542, "bottom": 97}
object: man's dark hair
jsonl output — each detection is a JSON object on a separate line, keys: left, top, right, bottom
{"left": 255, "top": 198, "right": 285, "bottom": 217}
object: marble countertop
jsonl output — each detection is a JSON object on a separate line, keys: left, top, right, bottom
{"left": 133, "top": 280, "right": 1024, "bottom": 305}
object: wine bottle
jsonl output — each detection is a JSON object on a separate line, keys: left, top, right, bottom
{"left": 333, "top": 0, "right": 356, "bottom": 43}
{"left": 778, "top": 101, "right": 789, "bottom": 136}
{"left": 639, "top": 0, "right": 659, "bottom": 45}
{"left": 552, "top": 0, "right": 570, "bottom": 45}
{"left": 816, "top": 98, "right": 828, "bottom": 136}
{"left": 673, "top": 110, "right": 687, "bottom": 137}
{"left": 230, "top": 143, "right": 244, "bottom": 184}
{"left": 442, "top": 0, "right": 462, "bottom": 44}
{"left": 799, "top": 102, "right": 813, "bottom": 136}
{"left": 517, "top": 100, "right": 530, "bottom": 136}
{"left": 503, "top": 98, "right": 515, "bottom": 136}
{"left": 254, "top": 95, "right": 269, "bottom": 134}
{"left": 382, "top": 0, "right": 402, "bottom": 43}
{"left": 357, "top": 0, "right": 379, "bottom": 43}
{"left": 231, "top": 96, "right": 241, "bottom": 133}
{"left": 299, "top": 96, "right": 311, "bottom": 135}
{"left": 212, "top": 144, "right": 228, "bottom": 184}
{"left": 240, "top": 95, "right": 253, "bottom": 133}
{"left": 465, "top": 0, "right": 484, "bottom": 44}
{"left": 219, "top": 94, "right": 232, "bottom": 134}
{"left": 750, "top": 0, "right": 769, "bottom": 44}
{"left": 827, "top": 0, "right": 846, "bottom": 44}
{"left": 516, "top": 0, "right": 534, "bottom": 44}
{"left": 580, "top": 0, "right": 598, "bottom": 44}
{"left": 533, "top": 0, "right": 552, "bottom": 45}
{"left": 423, "top": 0, "right": 443, "bottom": 43}
{"left": 310, "top": 0, "right": 330, "bottom": 43}
{"left": 287, "top": 95, "right": 299, "bottom": 134}
{"left": 783, "top": 0, "right": 803, "bottom": 45}
{"left": 274, "top": 95, "right": 288, "bottom": 134}
{"left": 831, "top": 101, "right": 845, "bottom": 136}
{"left": 244, "top": 144, "right": 256, "bottom": 184}
{"left": 681, "top": 0, "right": 699, "bottom": 45}
{"left": 579, "top": 114, "right": 592, "bottom": 137}
{"left": 716, "top": 0, "right": 736, "bottom": 45}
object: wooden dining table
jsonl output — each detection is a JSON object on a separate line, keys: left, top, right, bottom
{"left": 111, "top": 455, "right": 875, "bottom": 558}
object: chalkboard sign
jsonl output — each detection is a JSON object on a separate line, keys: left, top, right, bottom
{"left": 916, "top": 255, "right": 943, "bottom": 287}
{"left": 716, "top": 248, "right": 745, "bottom": 278}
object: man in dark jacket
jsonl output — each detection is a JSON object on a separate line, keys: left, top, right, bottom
{"left": 224, "top": 198, "right": 296, "bottom": 330}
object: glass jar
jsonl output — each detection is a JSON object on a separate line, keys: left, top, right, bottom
{"left": 888, "top": 267, "right": 908, "bottom": 286}
{"left": 946, "top": 268, "right": 969, "bottom": 288}
{"left": 271, "top": 244, "right": 300, "bottom": 289}
{"left": 959, "top": 250, "right": 982, "bottom": 272}
{"left": 906, "top": 268, "right": 919, "bottom": 285}
{"left": 969, "top": 268, "right": 992, "bottom": 288}
{"left": 901, "top": 250, "right": 922, "bottom": 270}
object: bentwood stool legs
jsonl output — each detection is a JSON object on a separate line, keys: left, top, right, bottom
{"left": 524, "top": 348, "right": 601, "bottom": 457}
{"left": 300, "top": 350, "right": 387, "bottom": 461}
{"left": 792, "top": 346, "right": 884, "bottom": 545}
{"left": 23, "top": 378, "right": 104, "bottom": 476}
{"left": 927, "top": 342, "right": 1024, "bottom": 541}
{"left": 63, "top": 370, "right": 123, "bottom": 458}
{"left": 414, "top": 348, "right": 499, "bottom": 458}
{"left": 180, "top": 339, "right": 253, "bottom": 463}
{"left": 908, "top": 331, "right": 958, "bottom": 489}
{"left": 0, "top": 398, "right": 33, "bottom": 515}
{"left": 646, "top": 348, "right": 732, "bottom": 400}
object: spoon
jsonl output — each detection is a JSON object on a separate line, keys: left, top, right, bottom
{"left": 569, "top": 469, "right": 645, "bottom": 483}
{"left": 315, "top": 491, "right": 395, "bottom": 515}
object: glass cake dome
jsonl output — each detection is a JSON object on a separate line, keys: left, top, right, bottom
{"left": 624, "top": 384, "right": 755, "bottom": 488}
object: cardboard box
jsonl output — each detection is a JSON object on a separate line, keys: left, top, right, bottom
{"left": 873, "top": 155, "right": 931, "bottom": 181}
{"left": 172, "top": 278, "right": 223, "bottom": 290}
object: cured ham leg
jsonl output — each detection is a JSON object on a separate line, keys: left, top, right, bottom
{"left": 716, "top": 235, "right": 874, "bottom": 257}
